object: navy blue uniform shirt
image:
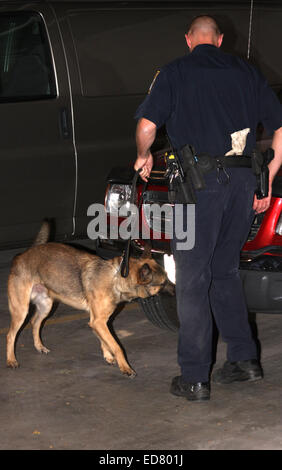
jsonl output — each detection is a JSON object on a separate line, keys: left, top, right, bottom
{"left": 135, "top": 44, "right": 282, "bottom": 156}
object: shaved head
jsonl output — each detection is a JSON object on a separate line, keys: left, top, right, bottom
{"left": 188, "top": 16, "right": 221, "bottom": 36}
{"left": 185, "top": 15, "right": 223, "bottom": 51}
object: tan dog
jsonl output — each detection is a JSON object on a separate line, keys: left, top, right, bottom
{"left": 6, "top": 222, "right": 174, "bottom": 377}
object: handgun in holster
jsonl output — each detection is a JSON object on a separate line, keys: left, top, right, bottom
{"left": 165, "top": 144, "right": 206, "bottom": 204}
{"left": 179, "top": 144, "right": 207, "bottom": 191}
{"left": 165, "top": 152, "right": 196, "bottom": 204}
{"left": 251, "top": 148, "right": 274, "bottom": 199}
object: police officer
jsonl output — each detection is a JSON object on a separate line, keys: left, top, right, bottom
{"left": 134, "top": 16, "right": 282, "bottom": 401}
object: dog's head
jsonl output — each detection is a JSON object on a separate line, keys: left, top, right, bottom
{"left": 136, "top": 261, "right": 175, "bottom": 297}
{"left": 131, "top": 245, "right": 175, "bottom": 298}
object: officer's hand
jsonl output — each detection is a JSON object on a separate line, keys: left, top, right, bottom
{"left": 134, "top": 154, "right": 153, "bottom": 182}
{"left": 253, "top": 183, "right": 272, "bottom": 214}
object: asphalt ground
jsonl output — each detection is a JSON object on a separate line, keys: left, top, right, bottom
{"left": 1, "top": 243, "right": 282, "bottom": 454}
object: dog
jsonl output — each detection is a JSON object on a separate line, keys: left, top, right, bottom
{"left": 6, "top": 222, "right": 174, "bottom": 377}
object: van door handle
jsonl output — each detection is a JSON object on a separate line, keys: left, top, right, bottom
{"left": 60, "top": 107, "right": 71, "bottom": 139}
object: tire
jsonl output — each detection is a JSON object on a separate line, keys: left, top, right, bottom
{"left": 138, "top": 292, "right": 179, "bottom": 332}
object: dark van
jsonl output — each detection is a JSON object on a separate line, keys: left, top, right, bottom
{"left": 0, "top": 1, "right": 281, "bottom": 248}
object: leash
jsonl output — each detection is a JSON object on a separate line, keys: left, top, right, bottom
{"left": 120, "top": 168, "right": 147, "bottom": 278}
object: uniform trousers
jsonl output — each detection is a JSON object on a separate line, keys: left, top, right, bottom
{"left": 171, "top": 167, "right": 258, "bottom": 383}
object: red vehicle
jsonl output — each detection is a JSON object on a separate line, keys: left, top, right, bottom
{"left": 100, "top": 132, "right": 282, "bottom": 331}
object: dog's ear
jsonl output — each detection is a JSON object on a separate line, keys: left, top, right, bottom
{"left": 141, "top": 242, "right": 152, "bottom": 259}
{"left": 138, "top": 263, "right": 153, "bottom": 285}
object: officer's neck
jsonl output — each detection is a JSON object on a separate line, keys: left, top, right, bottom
{"left": 189, "top": 41, "right": 219, "bottom": 52}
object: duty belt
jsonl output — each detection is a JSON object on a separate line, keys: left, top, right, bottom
{"left": 194, "top": 153, "right": 252, "bottom": 173}
{"left": 205, "top": 154, "right": 251, "bottom": 168}
{"left": 165, "top": 145, "right": 274, "bottom": 204}
{"left": 195, "top": 154, "right": 252, "bottom": 184}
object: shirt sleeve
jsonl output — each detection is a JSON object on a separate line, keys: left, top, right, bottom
{"left": 135, "top": 68, "right": 173, "bottom": 128}
{"left": 259, "top": 77, "right": 282, "bottom": 134}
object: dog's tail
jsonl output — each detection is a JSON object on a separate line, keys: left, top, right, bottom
{"left": 33, "top": 220, "right": 51, "bottom": 246}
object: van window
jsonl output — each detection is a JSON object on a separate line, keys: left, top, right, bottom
{"left": 0, "top": 12, "right": 56, "bottom": 102}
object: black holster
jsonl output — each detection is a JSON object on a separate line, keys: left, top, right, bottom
{"left": 167, "top": 145, "right": 211, "bottom": 204}
{"left": 168, "top": 176, "right": 196, "bottom": 204}
{"left": 251, "top": 148, "right": 274, "bottom": 199}
{"left": 179, "top": 145, "right": 207, "bottom": 191}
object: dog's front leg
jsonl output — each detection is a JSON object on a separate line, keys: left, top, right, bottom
{"left": 88, "top": 305, "right": 136, "bottom": 377}
{"left": 100, "top": 339, "right": 116, "bottom": 366}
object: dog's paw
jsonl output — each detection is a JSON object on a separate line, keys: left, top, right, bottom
{"left": 7, "top": 359, "right": 19, "bottom": 369}
{"left": 35, "top": 345, "right": 50, "bottom": 355}
{"left": 122, "top": 368, "right": 137, "bottom": 378}
{"left": 103, "top": 350, "right": 116, "bottom": 365}
{"left": 104, "top": 357, "right": 116, "bottom": 366}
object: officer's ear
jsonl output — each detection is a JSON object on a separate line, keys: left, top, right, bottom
{"left": 217, "top": 34, "right": 224, "bottom": 48}
{"left": 185, "top": 33, "right": 192, "bottom": 50}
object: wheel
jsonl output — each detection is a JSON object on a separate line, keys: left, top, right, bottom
{"left": 138, "top": 292, "right": 179, "bottom": 332}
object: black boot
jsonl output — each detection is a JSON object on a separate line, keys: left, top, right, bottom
{"left": 170, "top": 376, "right": 210, "bottom": 401}
{"left": 212, "top": 359, "right": 263, "bottom": 384}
